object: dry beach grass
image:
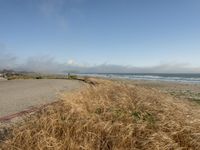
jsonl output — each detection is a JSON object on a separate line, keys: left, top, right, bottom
{"left": 1, "top": 78, "right": 200, "bottom": 149}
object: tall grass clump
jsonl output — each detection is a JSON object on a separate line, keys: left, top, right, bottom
{"left": 1, "top": 79, "right": 200, "bottom": 149}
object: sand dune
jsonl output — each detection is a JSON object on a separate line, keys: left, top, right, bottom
{"left": 1, "top": 78, "right": 200, "bottom": 149}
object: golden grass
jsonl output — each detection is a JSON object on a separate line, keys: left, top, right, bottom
{"left": 1, "top": 79, "right": 200, "bottom": 149}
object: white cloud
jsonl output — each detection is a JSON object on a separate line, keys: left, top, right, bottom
{"left": 0, "top": 45, "right": 18, "bottom": 69}
{"left": 0, "top": 51, "right": 200, "bottom": 74}
{"left": 66, "top": 59, "right": 89, "bottom": 68}
{"left": 67, "top": 59, "right": 76, "bottom": 65}
{"left": 0, "top": 53, "right": 17, "bottom": 70}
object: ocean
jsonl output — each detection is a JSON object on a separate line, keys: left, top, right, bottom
{"left": 78, "top": 73, "right": 200, "bottom": 83}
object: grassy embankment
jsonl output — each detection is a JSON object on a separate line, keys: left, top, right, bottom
{"left": 1, "top": 78, "right": 200, "bottom": 149}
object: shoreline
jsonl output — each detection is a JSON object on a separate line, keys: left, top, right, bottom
{"left": 77, "top": 73, "right": 200, "bottom": 84}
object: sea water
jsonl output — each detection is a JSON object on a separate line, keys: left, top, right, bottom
{"left": 78, "top": 73, "right": 200, "bottom": 84}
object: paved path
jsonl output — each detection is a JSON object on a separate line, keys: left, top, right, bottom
{"left": 0, "top": 79, "right": 82, "bottom": 117}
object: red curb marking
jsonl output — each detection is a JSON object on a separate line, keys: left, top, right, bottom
{"left": 0, "top": 101, "right": 58, "bottom": 122}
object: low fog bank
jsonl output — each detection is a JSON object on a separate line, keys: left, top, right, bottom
{"left": 1, "top": 53, "right": 200, "bottom": 74}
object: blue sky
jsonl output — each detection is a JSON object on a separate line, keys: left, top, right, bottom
{"left": 0, "top": 0, "right": 200, "bottom": 73}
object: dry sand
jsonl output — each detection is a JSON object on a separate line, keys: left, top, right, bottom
{"left": 0, "top": 79, "right": 82, "bottom": 117}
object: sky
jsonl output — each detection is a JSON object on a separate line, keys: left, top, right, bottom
{"left": 0, "top": 0, "right": 200, "bottom": 73}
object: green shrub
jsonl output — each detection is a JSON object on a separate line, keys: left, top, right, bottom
{"left": 68, "top": 75, "right": 77, "bottom": 79}
{"left": 35, "top": 76, "right": 42, "bottom": 79}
